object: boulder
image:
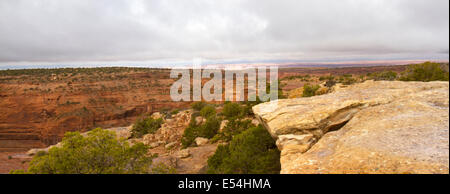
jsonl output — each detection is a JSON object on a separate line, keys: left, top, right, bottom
{"left": 174, "top": 149, "right": 191, "bottom": 159}
{"left": 151, "top": 112, "right": 163, "bottom": 119}
{"left": 253, "top": 81, "right": 449, "bottom": 174}
{"left": 195, "top": 116, "right": 206, "bottom": 125}
{"left": 195, "top": 137, "right": 209, "bottom": 146}
{"left": 251, "top": 119, "right": 260, "bottom": 126}
{"left": 219, "top": 120, "right": 229, "bottom": 132}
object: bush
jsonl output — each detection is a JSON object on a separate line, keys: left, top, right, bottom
{"left": 222, "top": 103, "right": 243, "bottom": 119}
{"left": 131, "top": 117, "right": 163, "bottom": 138}
{"left": 400, "top": 62, "right": 449, "bottom": 82}
{"left": 150, "top": 163, "right": 177, "bottom": 174}
{"left": 367, "top": 71, "right": 398, "bottom": 81}
{"left": 204, "top": 116, "right": 221, "bottom": 136}
{"left": 241, "top": 102, "right": 256, "bottom": 117}
{"left": 181, "top": 125, "right": 197, "bottom": 148}
{"left": 200, "top": 105, "right": 216, "bottom": 118}
{"left": 181, "top": 116, "right": 221, "bottom": 148}
{"left": 319, "top": 75, "right": 335, "bottom": 81}
{"left": 324, "top": 79, "right": 336, "bottom": 87}
{"left": 11, "top": 128, "right": 153, "bottom": 174}
{"left": 191, "top": 102, "right": 207, "bottom": 111}
{"left": 244, "top": 95, "right": 263, "bottom": 107}
{"left": 302, "top": 84, "right": 320, "bottom": 97}
{"left": 170, "top": 109, "right": 180, "bottom": 115}
{"left": 338, "top": 75, "right": 357, "bottom": 85}
{"left": 207, "top": 125, "right": 280, "bottom": 174}
{"left": 217, "top": 118, "right": 255, "bottom": 142}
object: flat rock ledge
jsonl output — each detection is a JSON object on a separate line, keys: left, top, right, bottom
{"left": 253, "top": 80, "right": 449, "bottom": 174}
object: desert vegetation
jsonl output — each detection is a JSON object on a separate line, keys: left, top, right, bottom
{"left": 11, "top": 128, "right": 154, "bottom": 174}
{"left": 366, "top": 71, "right": 398, "bottom": 81}
{"left": 207, "top": 125, "right": 280, "bottom": 174}
{"left": 181, "top": 108, "right": 221, "bottom": 148}
{"left": 178, "top": 99, "right": 282, "bottom": 174}
{"left": 131, "top": 117, "right": 164, "bottom": 138}
{"left": 284, "top": 62, "right": 449, "bottom": 99}
{"left": 399, "top": 62, "right": 449, "bottom": 81}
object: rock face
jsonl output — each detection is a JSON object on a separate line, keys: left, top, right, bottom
{"left": 0, "top": 69, "right": 192, "bottom": 153}
{"left": 253, "top": 81, "right": 449, "bottom": 174}
{"left": 174, "top": 149, "right": 191, "bottom": 159}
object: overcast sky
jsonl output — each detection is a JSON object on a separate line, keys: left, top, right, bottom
{"left": 0, "top": 0, "right": 448, "bottom": 67}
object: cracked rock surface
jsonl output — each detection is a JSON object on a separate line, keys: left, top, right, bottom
{"left": 253, "top": 81, "right": 449, "bottom": 174}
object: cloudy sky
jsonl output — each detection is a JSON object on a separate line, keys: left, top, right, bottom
{"left": 0, "top": 0, "right": 448, "bottom": 67}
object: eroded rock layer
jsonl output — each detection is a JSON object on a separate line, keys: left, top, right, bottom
{"left": 253, "top": 81, "right": 449, "bottom": 174}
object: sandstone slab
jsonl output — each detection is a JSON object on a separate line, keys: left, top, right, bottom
{"left": 174, "top": 149, "right": 191, "bottom": 159}
{"left": 253, "top": 81, "right": 449, "bottom": 174}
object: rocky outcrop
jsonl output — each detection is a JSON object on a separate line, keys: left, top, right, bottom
{"left": 141, "top": 110, "right": 192, "bottom": 149}
{"left": 253, "top": 81, "right": 449, "bottom": 174}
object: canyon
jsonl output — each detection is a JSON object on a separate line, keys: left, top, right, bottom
{"left": 0, "top": 68, "right": 190, "bottom": 151}
{"left": 0, "top": 65, "right": 412, "bottom": 173}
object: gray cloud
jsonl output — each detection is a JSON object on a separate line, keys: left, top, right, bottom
{"left": 0, "top": 0, "right": 448, "bottom": 66}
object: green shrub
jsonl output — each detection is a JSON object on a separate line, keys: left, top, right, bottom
{"left": 319, "top": 75, "right": 335, "bottom": 81}
{"left": 191, "top": 102, "right": 207, "bottom": 111}
{"left": 222, "top": 103, "right": 243, "bottom": 119}
{"left": 324, "top": 79, "right": 337, "bottom": 87}
{"left": 200, "top": 116, "right": 221, "bottom": 138}
{"left": 151, "top": 163, "right": 177, "bottom": 174}
{"left": 217, "top": 118, "right": 255, "bottom": 142}
{"left": 181, "top": 125, "right": 197, "bottom": 148}
{"left": 170, "top": 109, "right": 180, "bottom": 115}
{"left": 11, "top": 128, "right": 152, "bottom": 174}
{"left": 367, "top": 71, "right": 398, "bottom": 81}
{"left": 131, "top": 117, "right": 163, "bottom": 138}
{"left": 338, "top": 75, "right": 357, "bottom": 85}
{"left": 207, "top": 125, "right": 280, "bottom": 174}
{"left": 181, "top": 116, "right": 221, "bottom": 148}
{"left": 241, "top": 96, "right": 262, "bottom": 116}
{"left": 400, "top": 62, "right": 449, "bottom": 82}
{"left": 241, "top": 103, "right": 255, "bottom": 117}
{"left": 302, "top": 84, "right": 320, "bottom": 97}
{"left": 200, "top": 105, "right": 216, "bottom": 118}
